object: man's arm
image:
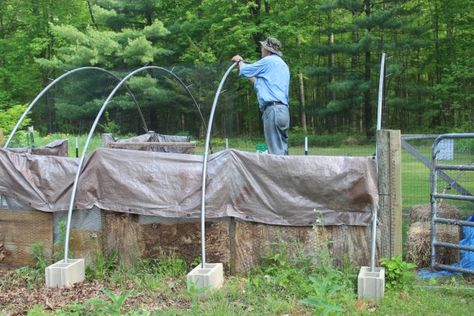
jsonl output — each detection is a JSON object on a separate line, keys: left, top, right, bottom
{"left": 231, "top": 55, "right": 255, "bottom": 83}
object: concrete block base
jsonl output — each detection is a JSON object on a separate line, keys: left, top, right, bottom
{"left": 187, "top": 263, "right": 224, "bottom": 291}
{"left": 45, "top": 258, "right": 85, "bottom": 288}
{"left": 358, "top": 266, "right": 385, "bottom": 304}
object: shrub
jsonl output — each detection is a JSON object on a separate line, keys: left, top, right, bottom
{"left": 380, "top": 256, "right": 417, "bottom": 290}
{"left": 0, "top": 104, "right": 31, "bottom": 136}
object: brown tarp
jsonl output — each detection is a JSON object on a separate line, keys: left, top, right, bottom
{"left": 0, "top": 148, "right": 378, "bottom": 226}
{"left": 7, "top": 139, "right": 69, "bottom": 157}
{"left": 103, "top": 132, "right": 195, "bottom": 153}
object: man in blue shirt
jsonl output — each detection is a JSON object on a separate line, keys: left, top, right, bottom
{"left": 232, "top": 37, "right": 290, "bottom": 155}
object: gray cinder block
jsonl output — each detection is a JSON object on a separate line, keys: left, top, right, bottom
{"left": 358, "top": 266, "right": 385, "bottom": 304}
{"left": 45, "top": 258, "right": 85, "bottom": 288}
{"left": 187, "top": 263, "right": 224, "bottom": 291}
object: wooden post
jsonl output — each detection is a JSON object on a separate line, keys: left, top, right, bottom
{"left": 102, "top": 211, "right": 142, "bottom": 266}
{"left": 376, "top": 130, "right": 402, "bottom": 258}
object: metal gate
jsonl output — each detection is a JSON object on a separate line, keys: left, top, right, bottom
{"left": 431, "top": 133, "right": 474, "bottom": 274}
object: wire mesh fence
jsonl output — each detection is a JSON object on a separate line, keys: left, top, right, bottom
{"left": 402, "top": 135, "right": 474, "bottom": 217}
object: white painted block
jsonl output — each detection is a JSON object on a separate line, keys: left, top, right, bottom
{"left": 45, "top": 258, "right": 85, "bottom": 288}
{"left": 187, "top": 262, "right": 224, "bottom": 291}
{"left": 358, "top": 266, "right": 385, "bottom": 304}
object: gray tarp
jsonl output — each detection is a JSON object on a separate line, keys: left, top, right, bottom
{"left": 7, "top": 139, "right": 69, "bottom": 157}
{"left": 0, "top": 148, "right": 378, "bottom": 226}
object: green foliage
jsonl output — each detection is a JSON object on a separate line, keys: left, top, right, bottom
{"left": 31, "top": 242, "right": 49, "bottom": 271}
{"left": 456, "top": 139, "right": 474, "bottom": 154}
{"left": 380, "top": 255, "right": 417, "bottom": 290}
{"left": 86, "top": 250, "right": 118, "bottom": 281}
{"left": 52, "top": 220, "right": 69, "bottom": 262}
{"left": 299, "top": 275, "right": 345, "bottom": 315}
{"left": 15, "top": 243, "right": 48, "bottom": 289}
{"left": 99, "top": 111, "right": 121, "bottom": 134}
{"left": 26, "top": 305, "right": 50, "bottom": 316}
{"left": 244, "top": 237, "right": 355, "bottom": 315}
{"left": 0, "top": 0, "right": 473, "bottom": 137}
{"left": 0, "top": 104, "right": 31, "bottom": 137}
{"left": 108, "top": 256, "right": 187, "bottom": 292}
{"left": 60, "top": 289, "right": 133, "bottom": 316}
{"left": 289, "top": 129, "right": 345, "bottom": 147}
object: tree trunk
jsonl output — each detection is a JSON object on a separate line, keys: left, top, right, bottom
{"left": 298, "top": 72, "right": 307, "bottom": 132}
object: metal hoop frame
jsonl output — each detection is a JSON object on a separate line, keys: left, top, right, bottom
{"left": 63, "top": 65, "right": 205, "bottom": 261}
{"left": 199, "top": 62, "right": 238, "bottom": 267}
{"left": 3, "top": 66, "right": 147, "bottom": 148}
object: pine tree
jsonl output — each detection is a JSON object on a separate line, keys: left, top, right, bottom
{"left": 313, "top": 0, "right": 429, "bottom": 136}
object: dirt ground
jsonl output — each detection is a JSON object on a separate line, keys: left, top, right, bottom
{"left": 0, "top": 264, "right": 188, "bottom": 315}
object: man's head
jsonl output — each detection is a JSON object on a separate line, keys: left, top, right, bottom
{"left": 260, "top": 37, "right": 283, "bottom": 57}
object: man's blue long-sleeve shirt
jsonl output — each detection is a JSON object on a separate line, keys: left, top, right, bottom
{"left": 239, "top": 55, "right": 290, "bottom": 111}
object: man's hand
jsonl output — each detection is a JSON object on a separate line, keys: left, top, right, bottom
{"left": 231, "top": 55, "right": 244, "bottom": 63}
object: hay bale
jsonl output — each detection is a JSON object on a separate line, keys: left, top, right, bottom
{"left": 409, "top": 204, "right": 461, "bottom": 224}
{"left": 406, "top": 222, "right": 460, "bottom": 268}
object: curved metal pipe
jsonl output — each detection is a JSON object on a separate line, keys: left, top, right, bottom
{"left": 200, "top": 62, "right": 238, "bottom": 267}
{"left": 150, "top": 68, "right": 207, "bottom": 135}
{"left": 3, "top": 66, "right": 147, "bottom": 148}
{"left": 63, "top": 65, "right": 204, "bottom": 261}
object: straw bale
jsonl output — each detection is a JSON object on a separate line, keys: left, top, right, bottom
{"left": 409, "top": 204, "right": 461, "bottom": 224}
{"left": 406, "top": 222, "right": 460, "bottom": 268}
{"left": 139, "top": 220, "right": 231, "bottom": 269}
{"left": 232, "top": 221, "right": 374, "bottom": 273}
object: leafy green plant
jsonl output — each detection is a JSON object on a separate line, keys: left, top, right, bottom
{"left": 0, "top": 103, "right": 31, "bottom": 136}
{"left": 299, "top": 274, "right": 345, "bottom": 315}
{"left": 26, "top": 304, "right": 50, "bottom": 316}
{"left": 86, "top": 250, "right": 118, "bottom": 280}
{"left": 14, "top": 242, "right": 49, "bottom": 288}
{"left": 71, "top": 289, "right": 132, "bottom": 316}
{"left": 31, "top": 242, "right": 49, "bottom": 271}
{"left": 155, "top": 256, "right": 187, "bottom": 278}
{"left": 100, "top": 288, "right": 132, "bottom": 315}
{"left": 380, "top": 255, "right": 417, "bottom": 290}
{"left": 99, "top": 111, "right": 121, "bottom": 134}
{"left": 299, "top": 220, "right": 354, "bottom": 315}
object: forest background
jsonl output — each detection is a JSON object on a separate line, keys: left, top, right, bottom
{"left": 0, "top": 0, "right": 472, "bottom": 140}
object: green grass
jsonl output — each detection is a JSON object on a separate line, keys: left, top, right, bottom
{"left": 369, "top": 281, "right": 474, "bottom": 316}
{"left": 11, "top": 241, "right": 474, "bottom": 316}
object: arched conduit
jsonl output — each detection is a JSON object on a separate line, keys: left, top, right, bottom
{"left": 147, "top": 67, "right": 207, "bottom": 133}
{"left": 200, "top": 62, "right": 238, "bottom": 267}
{"left": 64, "top": 65, "right": 206, "bottom": 262}
{"left": 3, "top": 66, "right": 148, "bottom": 148}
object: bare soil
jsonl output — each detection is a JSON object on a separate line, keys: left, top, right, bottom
{"left": 0, "top": 264, "right": 189, "bottom": 315}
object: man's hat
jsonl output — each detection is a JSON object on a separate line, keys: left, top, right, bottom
{"left": 260, "top": 37, "right": 283, "bottom": 57}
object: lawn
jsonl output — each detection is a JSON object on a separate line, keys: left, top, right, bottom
{"left": 1, "top": 240, "right": 473, "bottom": 315}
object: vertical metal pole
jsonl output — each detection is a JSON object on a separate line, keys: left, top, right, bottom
{"left": 304, "top": 136, "right": 308, "bottom": 156}
{"left": 376, "top": 53, "right": 386, "bottom": 132}
{"left": 431, "top": 146, "right": 438, "bottom": 269}
{"left": 200, "top": 63, "right": 237, "bottom": 268}
{"left": 370, "top": 206, "right": 377, "bottom": 271}
{"left": 372, "top": 52, "right": 386, "bottom": 272}
{"left": 75, "top": 138, "right": 79, "bottom": 158}
{"left": 225, "top": 138, "right": 229, "bottom": 150}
